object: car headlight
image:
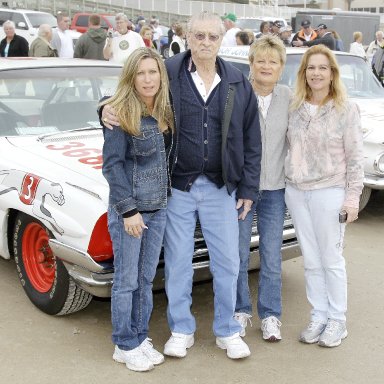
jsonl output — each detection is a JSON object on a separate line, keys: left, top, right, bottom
{"left": 373, "top": 152, "right": 384, "bottom": 174}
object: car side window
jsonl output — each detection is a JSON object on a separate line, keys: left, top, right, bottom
{"left": 12, "top": 13, "right": 27, "bottom": 29}
{"left": 0, "top": 11, "right": 11, "bottom": 26}
{"left": 76, "top": 15, "right": 89, "bottom": 27}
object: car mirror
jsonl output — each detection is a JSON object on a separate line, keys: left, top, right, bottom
{"left": 17, "top": 21, "right": 27, "bottom": 30}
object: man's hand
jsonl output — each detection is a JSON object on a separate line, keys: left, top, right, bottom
{"left": 292, "top": 40, "right": 304, "bottom": 47}
{"left": 237, "top": 198, "right": 253, "bottom": 221}
{"left": 342, "top": 206, "right": 359, "bottom": 224}
{"left": 123, "top": 213, "right": 148, "bottom": 238}
{"left": 101, "top": 104, "right": 120, "bottom": 130}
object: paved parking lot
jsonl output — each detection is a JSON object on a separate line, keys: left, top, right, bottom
{"left": 1, "top": 191, "right": 383, "bottom": 384}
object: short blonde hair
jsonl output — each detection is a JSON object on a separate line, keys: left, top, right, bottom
{"left": 249, "top": 34, "right": 286, "bottom": 66}
{"left": 353, "top": 31, "right": 362, "bottom": 42}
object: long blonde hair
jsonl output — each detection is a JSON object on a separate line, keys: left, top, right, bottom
{"left": 290, "top": 45, "right": 347, "bottom": 111}
{"left": 100, "top": 47, "right": 174, "bottom": 135}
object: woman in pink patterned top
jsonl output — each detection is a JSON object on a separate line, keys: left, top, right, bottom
{"left": 285, "top": 45, "right": 364, "bottom": 348}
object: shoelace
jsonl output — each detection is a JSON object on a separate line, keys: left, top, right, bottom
{"left": 235, "top": 314, "right": 253, "bottom": 328}
{"left": 141, "top": 338, "right": 154, "bottom": 351}
{"left": 323, "top": 321, "right": 340, "bottom": 334}
{"left": 264, "top": 317, "right": 281, "bottom": 332}
{"left": 307, "top": 321, "right": 323, "bottom": 331}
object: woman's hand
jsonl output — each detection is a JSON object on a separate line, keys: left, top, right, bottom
{"left": 342, "top": 206, "right": 359, "bottom": 224}
{"left": 123, "top": 213, "right": 148, "bottom": 238}
{"left": 237, "top": 198, "right": 253, "bottom": 220}
{"left": 101, "top": 104, "right": 120, "bottom": 130}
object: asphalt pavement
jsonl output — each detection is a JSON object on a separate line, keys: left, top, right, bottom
{"left": 1, "top": 191, "right": 383, "bottom": 384}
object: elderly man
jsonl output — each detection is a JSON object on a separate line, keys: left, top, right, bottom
{"left": 51, "top": 12, "right": 73, "bottom": 58}
{"left": 162, "top": 10, "right": 261, "bottom": 360}
{"left": 221, "top": 12, "right": 241, "bottom": 47}
{"left": 29, "top": 24, "right": 57, "bottom": 57}
{"left": 100, "top": 11, "right": 261, "bottom": 360}
{"left": 293, "top": 23, "right": 336, "bottom": 50}
{"left": 103, "top": 12, "right": 145, "bottom": 64}
{"left": 367, "top": 30, "right": 384, "bottom": 64}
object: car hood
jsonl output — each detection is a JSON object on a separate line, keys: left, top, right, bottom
{"left": 6, "top": 130, "right": 108, "bottom": 195}
{"left": 353, "top": 98, "right": 384, "bottom": 143}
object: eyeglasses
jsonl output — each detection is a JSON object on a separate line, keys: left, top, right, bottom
{"left": 193, "top": 32, "right": 221, "bottom": 42}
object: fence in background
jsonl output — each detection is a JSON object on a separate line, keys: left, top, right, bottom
{"left": 4, "top": 0, "right": 299, "bottom": 25}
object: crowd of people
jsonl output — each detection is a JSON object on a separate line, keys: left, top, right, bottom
{"left": 0, "top": 10, "right": 383, "bottom": 85}
{"left": 0, "top": 7, "right": 379, "bottom": 373}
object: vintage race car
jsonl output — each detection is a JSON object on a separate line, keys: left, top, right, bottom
{"left": 219, "top": 46, "right": 384, "bottom": 211}
{"left": 0, "top": 58, "right": 299, "bottom": 316}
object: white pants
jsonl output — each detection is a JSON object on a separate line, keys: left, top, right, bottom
{"left": 285, "top": 184, "right": 347, "bottom": 323}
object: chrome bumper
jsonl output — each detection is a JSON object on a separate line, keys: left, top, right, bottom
{"left": 364, "top": 174, "right": 384, "bottom": 190}
{"left": 49, "top": 239, "right": 113, "bottom": 298}
{"left": 49, "top": 233, "right": 301, "bottom": 297}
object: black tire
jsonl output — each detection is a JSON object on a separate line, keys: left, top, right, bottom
{"left": 359, "top": 186, "right": 372, "bottom": 212}
{"left": 161, "top": 44, "right": 170, "bottom": 59}
{"left": 13, "top": 212, "right": 92, "bottom": 315}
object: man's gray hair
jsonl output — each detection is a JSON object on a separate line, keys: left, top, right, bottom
{"left": 3, "top": 20, "right": 15, "bottom": 29}
{"left": 38, "top": 24, "right": 52, "bottom": 38}
{"left": 115, "top": 12, "right": 129, "bottom": 23}
{"left": 187, "top": 11, "right": 225, "bottom": 35}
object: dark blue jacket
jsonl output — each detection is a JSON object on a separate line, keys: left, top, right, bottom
{"left": 165, "top": 50, "right": 262, "bottom": 201}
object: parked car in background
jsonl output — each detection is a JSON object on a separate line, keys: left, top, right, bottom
{"left": 70, "top": 12, "right": 116, "bottom": 33}
{"left": 0, "top": 57, "right": 299, "bottom": 316}
{"left": 237, "top": 17, "right": 287, "bottom": 36}
{"left": 159, "top": 24, "right": 170, "bottom": 58}
{"left": 0, "top": 8, "right": 81, "bottom": 46}
{"left": 219, "top": 46, "right": 384, "bottom": 211}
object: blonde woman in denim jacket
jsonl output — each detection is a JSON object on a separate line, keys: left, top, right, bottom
{"left": 101, "top": 47, "right": 174, "bottom": 372}
{"left": 285, "top": 45, "right": 364, "bottom": 348}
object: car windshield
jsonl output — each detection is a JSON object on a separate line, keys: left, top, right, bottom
{"left": 227, "top": 53, "right": 384, "bottom": 99}
{"left": 103, "top": 16, "right": 116, "bottom": 28}
{"left": 0, "top": 66, "right": 120, "bottom": 136}
{"left": 26, "top": 13, "right": 57, "bottom": 28}
{"left": 237, "top": 19, "right": 262, "bottom": 32}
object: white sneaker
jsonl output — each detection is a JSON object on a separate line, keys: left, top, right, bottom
{"left": 163, "top": 332, "right": 194, "bottom": 358}
{"left": 261, "top": 316, "right": 282, "bottom": 342}
{"left": 140, "top": 338, "right": 165, "bottom": 365}
{"left": 234, "top": 312, "right": 252, "bottom": 337}
{"left": 216, "top": 332, "right": 251, "bottom": 359}
{"left": 318, "top": 319, "right": 348, "bottom": 348}
{"left": 299, "top": 321, "right": 327, "bottom": 344}
{"left": 113, "top": 345, "right": 154, "bottom": 372}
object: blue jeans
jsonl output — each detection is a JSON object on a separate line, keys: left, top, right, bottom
{"left": 236, "top": 189, "right": 285, "bottom": 319}
{"left": 285, "top": 185, "right": 347, "bottom": 322}
{"left": 108, "top": 208, "right": 166, "bottom": 351}
{"left": 164, "top": 175, "right": 242, "bottom": 337}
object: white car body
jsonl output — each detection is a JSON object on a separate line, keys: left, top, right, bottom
{"left": 219, "top": 46, "right": 384, "bottom": 210}
{"left": 0, "top": 57, "right": 299, "bottom": 316}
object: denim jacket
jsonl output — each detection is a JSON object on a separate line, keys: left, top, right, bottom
{"left": 102, "top": 116, "right": 168, "bottom": 215}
